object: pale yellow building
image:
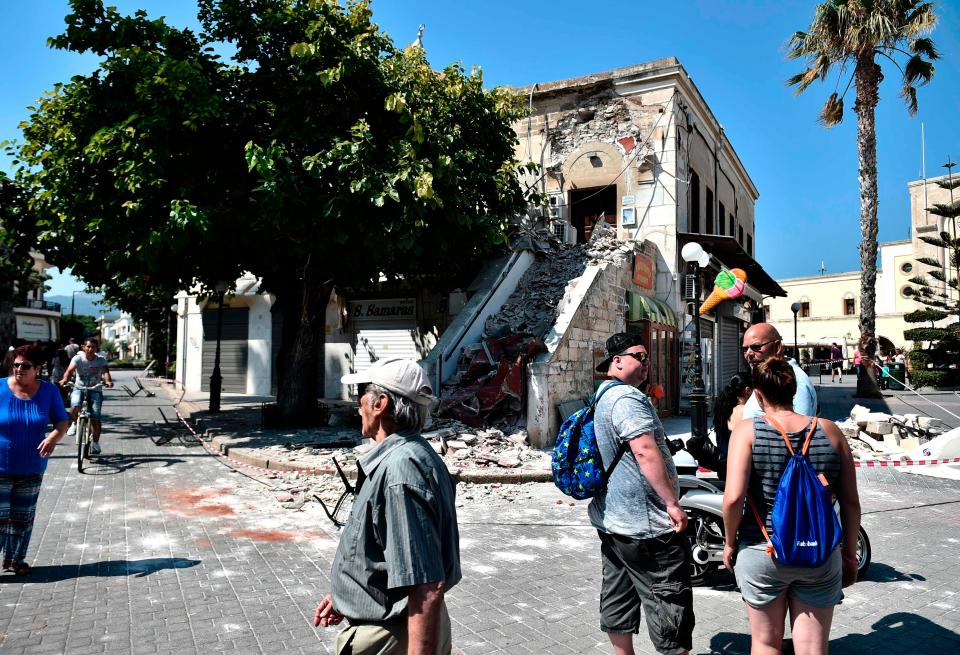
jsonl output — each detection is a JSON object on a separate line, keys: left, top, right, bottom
{"left": 766, "top": 170, "right": 956, "bottom": 363}
{"left": 766, "top": 240, "right": 915, "bottom": 361}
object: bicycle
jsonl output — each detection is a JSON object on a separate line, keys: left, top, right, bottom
{"left": 64, "top": 381, "right": 104, "bottom": 473}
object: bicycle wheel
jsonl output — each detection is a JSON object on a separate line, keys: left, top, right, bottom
{"left": 76, "top": 417, "right": 89, "bottom": 473}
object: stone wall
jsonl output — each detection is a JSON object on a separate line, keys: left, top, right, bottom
{"left": 527, "top": 250, "right": 635, "bottom": 448}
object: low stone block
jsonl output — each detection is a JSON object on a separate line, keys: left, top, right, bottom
{"left": 883, "top": 433, "right": 901, "bottom": 447}
{"left": 866, "top": 421, "right": 893, "bottom": 435}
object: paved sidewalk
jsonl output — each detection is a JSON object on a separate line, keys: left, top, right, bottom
{"left": 1, "top": 371, "right": 959, "bottom": 653}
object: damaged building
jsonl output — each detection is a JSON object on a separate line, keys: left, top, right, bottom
{"left": 504, "top": 57, "right": 786, "bottom": 446}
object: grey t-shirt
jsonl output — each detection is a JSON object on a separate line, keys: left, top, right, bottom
{"left": 588, "top": 381, "right": 680, "bottom": 539}
{"left": 70, "top": 353, "right": 109, "bottom": 387}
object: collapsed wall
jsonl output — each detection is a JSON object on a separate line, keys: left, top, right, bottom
{"left": 436, "top": 222, "right": 636, "bottom": 435}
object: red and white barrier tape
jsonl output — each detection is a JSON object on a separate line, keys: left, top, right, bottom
{"left": 855, "top": 456, "right": 960, "bottom": 468}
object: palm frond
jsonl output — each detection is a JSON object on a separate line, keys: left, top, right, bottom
{"left": 902, "top": 2, "right": 938, "bottom": 37}
{"left": 901, "top": 83, "right": 918, "bottom": 115}
{"left": 910, "top": 37, "right": 939, "bottom": 59}
{"left": 819, "top": 92, "right": 844, "bottom": 126}
{"left": 904, "top": 54, "right": 934, "bottom": 86}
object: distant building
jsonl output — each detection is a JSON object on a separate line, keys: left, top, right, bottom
{"left": 5, "top": 252, "right": 62, "bottom": 344}
{"left": 766, "top": 171, "right": 957, "bottom": 364}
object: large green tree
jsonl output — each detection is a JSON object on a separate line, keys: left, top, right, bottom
{"left": 0, "top": 174, "right": 44, "bottom": 345}
{"left": 14, "top": 0, "right": 531, "bottom": 421}
{"left": 786, "top": 0, "right": 939, "bottom": 398}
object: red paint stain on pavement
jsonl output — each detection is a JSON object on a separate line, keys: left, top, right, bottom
{"left": 193, "top": 504, "right": 235, "bottom": 516}
{"left": 227, "top": 528, "right": 298, "bottom": 543}
{"left": 194, "top": 537, "right": 213, "bottom": 549}
{"left": 162, "top": 488, "right": 235, "bottom": 518}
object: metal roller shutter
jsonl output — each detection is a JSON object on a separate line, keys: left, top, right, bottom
{"left": 354, "top": 324, "right": 420, "bottom": 373}
{"left": 719, "top": 318, "right": 743, "bottom": 388}
{"left": 201, "top": 307, "right": 249, "bottom": 393}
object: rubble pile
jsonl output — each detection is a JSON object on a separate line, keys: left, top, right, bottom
{"left": 420, "top": 424, "right": 550, "bottom": 471}
{"left": 484, "top": 221, "right": 634, "bottom": 340}
{"left": 836, "top": 404, "right": 953, "bottom": 461}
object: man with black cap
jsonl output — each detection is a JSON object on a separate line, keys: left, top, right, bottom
{"left": 314, "top": 358, "right": 461, "bottom": 655}
{"left": 590, "top": 333, "right": 694, "bottom": 655}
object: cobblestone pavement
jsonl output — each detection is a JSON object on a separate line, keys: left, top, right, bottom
{"left": 1, "top": 371, "right": 959, "bottom": 654}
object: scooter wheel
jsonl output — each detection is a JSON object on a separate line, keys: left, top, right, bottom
{"left": 856, "top": 527, "right": 871, "bottom": 577}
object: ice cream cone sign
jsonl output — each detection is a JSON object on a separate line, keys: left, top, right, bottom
{"left": 699, "top": 268, "right": 747, "bottom": 315}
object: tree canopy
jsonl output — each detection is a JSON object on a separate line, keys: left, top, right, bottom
{"left": 13, "top": 0, "right": 533, "bottom": 419}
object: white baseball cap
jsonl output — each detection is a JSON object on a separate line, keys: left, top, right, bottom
{"left": 341, "top": 358, "right": 436, "bottom": 406}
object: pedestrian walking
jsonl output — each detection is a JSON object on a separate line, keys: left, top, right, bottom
{"left": 830, "top": 343, "right": 844, "bottom": 383}
{"left": 589, "top": 332, "right": 694, "bottom": 655}
{"left": 722, "top": 357, "right": 861, "bottom": 654}
{"left": 314, "top": 358, "right": 460, "bottom": 655}
{"left": 853, "top": 347, "right": 862, "bottom": 380}
{"left": 63, "top": 337, "right": 80, "bottom": 360}
{"left": 0, "top": 344, "right": 70, "bottom": 575}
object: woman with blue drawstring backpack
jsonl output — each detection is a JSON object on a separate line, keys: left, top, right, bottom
{"left": 721, "top": 357, "right": 861, "bottom": 655}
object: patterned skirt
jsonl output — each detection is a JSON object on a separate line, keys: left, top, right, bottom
{"left": 0, "top": 473, "right": 44, "bottom": 566}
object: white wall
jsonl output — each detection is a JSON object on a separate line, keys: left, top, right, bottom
{"left": 246, "top": 294, "right": 274, "bottom": 396}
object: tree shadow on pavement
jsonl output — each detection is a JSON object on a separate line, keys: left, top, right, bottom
{"left": 0, "top": 557, "right": 200, "bottom": 583}
{"left": 860, "top": 561, "right": 926, "bottom": 583}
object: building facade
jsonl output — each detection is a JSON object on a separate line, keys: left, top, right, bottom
{"left": 514, "top": 58, "right": 783, "bottom": 425}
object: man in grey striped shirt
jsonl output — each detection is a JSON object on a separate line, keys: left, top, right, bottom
{"left": 314, "top": 358, "right": 461, "bottom": 655}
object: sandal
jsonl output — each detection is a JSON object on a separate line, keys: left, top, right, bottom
{"left": 13, "top": 562, "right": 31, "bottom": 576}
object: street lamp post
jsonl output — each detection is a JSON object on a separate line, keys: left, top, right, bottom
{"left": 681, "top": 242, "right": 712, "bottom": 440}
{"left": 165, "top": 303, "right": 178, "bottom": 380}
{"left": 790, "top": 302, "right": 801, "bottom": 361}
{"left": 209, "top": 282, "right": 230, "bottom": 413}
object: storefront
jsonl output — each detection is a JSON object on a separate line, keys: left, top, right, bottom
{"left": 626, "top": 292, "right": 678, "bottom": 417}
{"left": 349, "top": 298, "right": 421, "bottom": 375}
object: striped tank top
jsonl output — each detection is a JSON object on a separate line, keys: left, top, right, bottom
{"left": 739, "top": 416, "right": 841, "bottom": 545}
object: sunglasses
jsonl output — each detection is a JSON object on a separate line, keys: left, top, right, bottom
{"left": 741, "top": 339, "right": 780, "bottom": 354}
{"left": 618, "top": 351, "right": 649, "bottom": 363}
{"left": 12, "top": 362, "right": 35, "bottom": 370}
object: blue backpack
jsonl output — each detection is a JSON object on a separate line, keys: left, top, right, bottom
{"left": 552, "top": 381, "right": 626, "bottom": 500}
{"left": 748, "top": 415, "right": 842, "bottom": 567}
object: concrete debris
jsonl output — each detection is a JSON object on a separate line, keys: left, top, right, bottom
{"left": 840, "top": 405, "right": 953, "bottom": 464}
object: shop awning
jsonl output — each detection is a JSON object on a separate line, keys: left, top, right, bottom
{"left": 628, "top": 293, "right": 678, "bottom": 327}
{"left": 677, "top": 233, "right": 787, "bottom": 297}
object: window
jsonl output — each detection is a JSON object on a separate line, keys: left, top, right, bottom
{"left": 843, "top": 297, "right": 856, "bottom": 315}
{"left": 705, "top": 188, "right": 714, "bottom": 234}
{"left": 901, "top": 286, "right": 915, "bottom": 298}
{"left": 747, "top": 233, "right": 753, "bottom": 256}
{"left": 738, "top": 225, "right": 744, "bottom": 246}
{"left": 763, "top": 304, "right": 771, "bottom": 321}
{"left": 729, "top": 214, "right": 735, "bottom": 237}
{"left": 800, "top": 301, "right": 810, "bottom": 317}
{"left": 901, "top": 262, "right": 913, "bottom": 274}
{"left": 717, "top": 202, "right": 726, "bottom": 235}
{"left": 690, "top": 171, "right": 700, "bottom": 233}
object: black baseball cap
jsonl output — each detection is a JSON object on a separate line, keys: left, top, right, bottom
{"left": 595, "top": 332, "right": 645, "bottom": 373}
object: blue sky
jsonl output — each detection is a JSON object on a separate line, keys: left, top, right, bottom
{"left": 3, "top": 0, "right": 958, "bottom": 295}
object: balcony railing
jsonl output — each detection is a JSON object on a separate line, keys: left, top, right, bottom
{"left": 23, "top": 299, "right": 62, "bottom": 312}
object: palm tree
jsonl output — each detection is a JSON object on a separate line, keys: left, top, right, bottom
{"left": 786, "top": 0, "right": 939, "bottom": 397}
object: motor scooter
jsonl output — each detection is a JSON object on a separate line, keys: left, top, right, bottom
{"left": 671, "top": 439, "right": 872, "bottom": 585}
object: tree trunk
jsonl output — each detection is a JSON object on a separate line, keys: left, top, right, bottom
{"left": 853, "top": 57, "right": 884, "bottom": 398}
{"left": 275, "top": 258, "right": 332, "bottom": 424}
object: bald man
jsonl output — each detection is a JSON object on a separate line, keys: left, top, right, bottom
{"left": 739, "top": 323, "right": 818, "bottom": 419}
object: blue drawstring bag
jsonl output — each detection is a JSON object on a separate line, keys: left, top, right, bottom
{"left": 748, "top": 416, "right": 842, "bottom": 568}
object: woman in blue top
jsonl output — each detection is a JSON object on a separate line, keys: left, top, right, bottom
{"left": 0, "top": 344, "right": 69, "bottom": 575}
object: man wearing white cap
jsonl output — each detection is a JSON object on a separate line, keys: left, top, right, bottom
{"left": 314, "top": 358, "right": 461, "bottom": 655}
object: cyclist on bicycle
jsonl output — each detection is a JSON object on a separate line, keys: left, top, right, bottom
{"left": 59, "top": 338, "right": 113, "bottom": 455}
